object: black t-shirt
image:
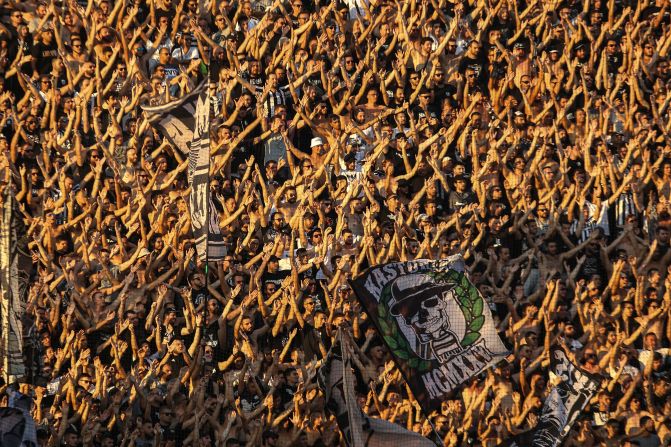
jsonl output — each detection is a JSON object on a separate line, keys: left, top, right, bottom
{"left": 260, "top": 269, "right": 289, "bottom": 289}
{"left": 301, "top": 323, "right": 330, "bottom": 361}
{"left": 242, "top": 72, "right": 265, "bottom": 92}
{"left": 31, "top": 41, "right": 58, "bottom": 75}
{"left": 458, "top": 54, "right": 485, "bottom": 78}
{"left": 191, "top": 287, "right": 208, "bottom": 308}
{"left": 448, "top": 190, "right": 476, "bottom": 212}
{"left": 277, "top": 382, "right": 297, "bottom": 409}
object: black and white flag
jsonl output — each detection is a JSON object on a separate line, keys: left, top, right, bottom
{"left": 142, "top": 87, "right": 205, "bottom": 155}
{"left": 349, "top": 257, "right": 508, "bottom": 415}
{"left": 142, "top": 84, "right": 225, "bottom": 261}
{"left": 532, "top": 346, "right": 601, "bottom": 447}
{"left": 0, "top": 190, "right": 27, "bottom": 383}
{"left": 318, "top": 330, "right": 437, "bottom": 447}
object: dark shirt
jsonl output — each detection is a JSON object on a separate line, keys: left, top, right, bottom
{"left": 31, "top": 41, "right": 58, "bottom": 75}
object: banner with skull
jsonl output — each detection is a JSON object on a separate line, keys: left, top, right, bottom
{"left": 349, "top": 257, "right": 508, "bottom": 413}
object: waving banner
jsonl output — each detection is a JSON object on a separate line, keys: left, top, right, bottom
{"left": 532, "top": 346, "right": 601, "bottom": 447}
{"left": 349, "top": 257, "right": 508, "bottom": 414}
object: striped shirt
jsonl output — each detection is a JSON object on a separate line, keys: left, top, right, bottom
{"left": 570, "top": 202, "right": 610, "bottom": 242}
{"left": 263, "top": 88, "right": 287, "bottom": 118}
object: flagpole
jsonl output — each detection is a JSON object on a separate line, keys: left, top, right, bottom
{"left": 205, "top": 69, "right": 210, "bottom": 291}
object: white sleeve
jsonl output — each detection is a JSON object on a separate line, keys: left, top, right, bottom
{"left": 597, "top": 202, "right": 610, "bottom": 236}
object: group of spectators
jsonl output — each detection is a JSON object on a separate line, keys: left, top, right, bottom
{"left": 2, "top": 0, "right": 671, "bottom": 445}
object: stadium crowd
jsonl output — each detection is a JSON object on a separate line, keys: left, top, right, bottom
{"left": 1, "top": 0, "right": 671, "bottom": 445}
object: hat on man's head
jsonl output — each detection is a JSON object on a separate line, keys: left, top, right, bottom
{"left": 310, "top": 137, "right": 324, "bottom": 148}
{"left": 343, "top": 152, "right": 357, "bottom": 163}
{"left": 575, "top": 40, "right": 588, "bottom": 50}
{"left": 389, "top": 274, "right": 455, "bottom": 324}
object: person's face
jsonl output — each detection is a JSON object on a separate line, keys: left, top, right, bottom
{"left": 159, "top": 48, "right": 170, "bottom": 63}
{"left": 40, "top": 28, "right": 55, "bottom": 44}
{"left": 303, "top": 298, "right": 315, "bottom": 313}
{"left": 584, "top": 349, "right": 597, "bottom": 364}
{"left": 287, "top": 370, "right": 299, "bottom": 384}
{"left": 56, "top": 238, "right": 69, "bottom": 253}
{"left": 159, "top": 408, "right": 174, "bottom": 424}
{"left": 241, "top": 94, "right": 253, "bottom": 108}
{"left": 192, "top": 273, "right": 205, "bottom": 288}
{"left": 645, "top": 417, "right": 656, "bottom": 431}
{"left": 64, "top": 433, "right": 79, "bottom": 446}
{"left": 10, "top": 10, "right": 23, "bottom": 27}
{"left": 645, "top": 333, "right": 658, "bottom": 349}
{"left": 265, "top": 283, "right": 277, "bottom": 296}
{"left": 468, "top": 42, "right": 480, "bottom": 57}
{"left": 379, "top": 23, "right": 390, "bottom": 37}
{"left": 591, "top": 11, "right": 602, "bottom": 24}
{"left": 465, "top": 69, "right": 476, "bottom": 85}
{"left": 41, "top": 332, "right": 52, "bottom": 347}
{"left": 266, "top": 162, "right": 278, "bottom": 177}
{"left": 422, "top": 39, "right": 432, "bottom": 53}
{"left": 249, "top": 61, "right": 260, "bottom": 75}
{"left": 155, "top": 156, "right": 168, "bottom": 171}
{"left": 78, "top": 375, "right": 92, "bottom": 389}
{"left": 408, "top": 240, "right": 419, "bottom": 253}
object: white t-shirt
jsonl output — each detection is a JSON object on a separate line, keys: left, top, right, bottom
{"left": 171, "top": 45, "right": 200, "bottom": 64}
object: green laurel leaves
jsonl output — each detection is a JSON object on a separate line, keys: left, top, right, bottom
{"left": 428, "top": 270, "right": 484, "bottom": 347}
{"left": 374, "top": 269, "right": 486, "bottom": 371}
{"left": 377, "top": 296, "right": 432, "bottom": 372}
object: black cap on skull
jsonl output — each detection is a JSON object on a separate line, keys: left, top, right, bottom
{"left": 389, "top": 274, "right": 456, "bottom": 324}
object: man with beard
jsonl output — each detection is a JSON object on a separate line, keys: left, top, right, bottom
{"left": 275, "top": 185, "right": 299, "bottom": 220}
{"left": 301, "top": 308, "right": 328, "bottom": 361}
{"left": 458, "top": 41, "right": 484, "bottom": 79}
{"left": 187, "top": 270, "right": 209, "bottom": 310}
{"left": 242, "top": 59, "right": 265, "bottom": 93}
{"left": 264, "top": 211, "right": 286, "bottom": 243}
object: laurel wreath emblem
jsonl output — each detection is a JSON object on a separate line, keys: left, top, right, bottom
{"left": 438, "top": 270, "right": 484, "bottom": 347}
{"left": 377, "top": 298, "right": 433, "bottom": 372}
{"left": 376, "top": 269, "right": 485, "bottom": 371}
